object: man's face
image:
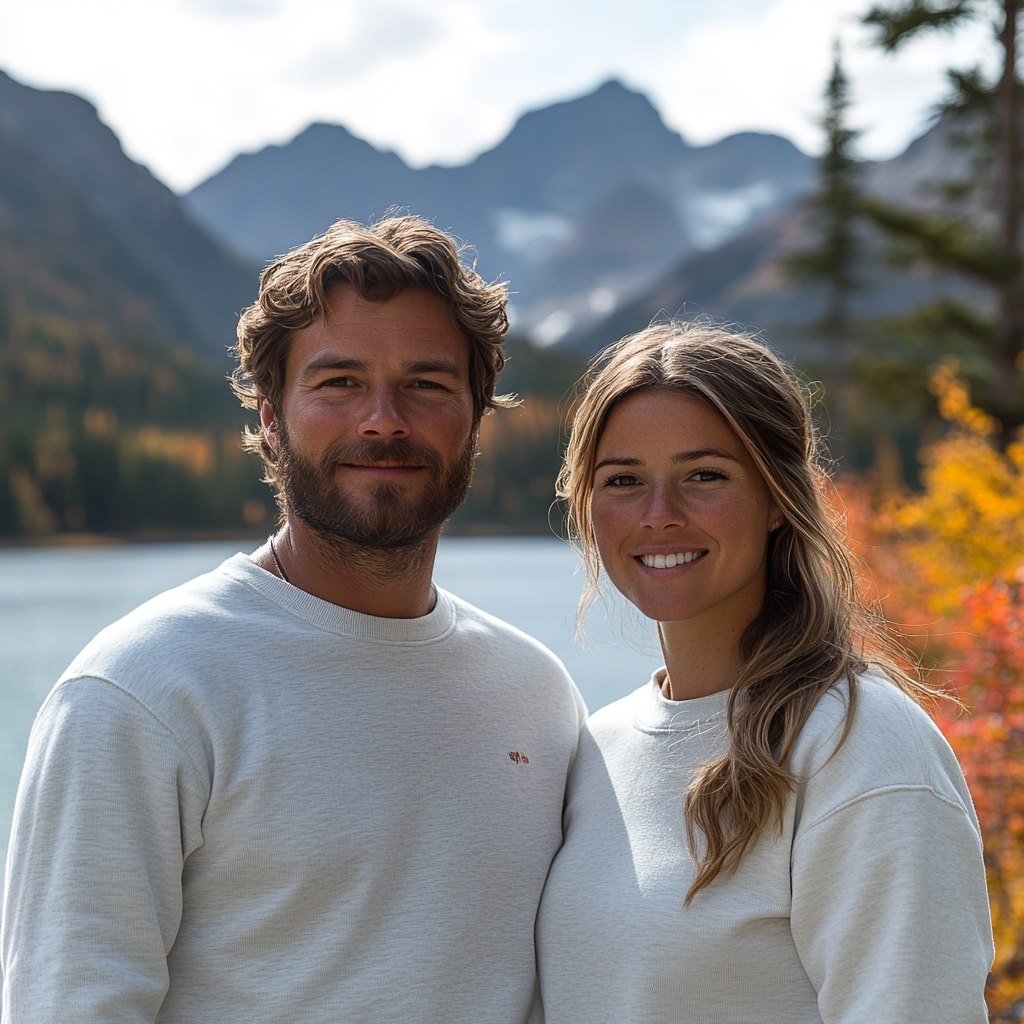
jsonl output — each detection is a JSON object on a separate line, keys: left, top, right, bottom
{"left": 261, "top": 284, "right": 478, "bottom": 549}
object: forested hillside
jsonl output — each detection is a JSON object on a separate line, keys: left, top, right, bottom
{"left": 0, "top": 71, "right": 257, "bottom": 359}
{"left": 0, "top": 72, "right": 268, "bottom": 537}
{"left": 0, "top": 71, "right": 592, "bottom": 539}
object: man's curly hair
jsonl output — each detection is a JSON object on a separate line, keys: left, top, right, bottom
{"left": 231, "top": 214, "right": 514, "bottom": 492}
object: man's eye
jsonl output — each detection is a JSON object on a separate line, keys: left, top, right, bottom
{"left": 320, "top": 376, "right": 354, "bottom": 388}
{"left": 411, "top": 379, "right": 444, "bottom": 390}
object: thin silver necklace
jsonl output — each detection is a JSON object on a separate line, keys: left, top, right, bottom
{"left": 269, "top": 536, "right": 291, "bottom": 584}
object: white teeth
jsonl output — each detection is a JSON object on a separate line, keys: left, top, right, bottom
{"left": 641, "top": 551, "right": 703, "bottom": 568}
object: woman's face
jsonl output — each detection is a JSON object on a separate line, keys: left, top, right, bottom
{"left": 590, "top": 389, "right": 780, "bottom": 632}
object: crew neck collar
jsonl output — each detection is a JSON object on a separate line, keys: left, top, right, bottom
{"left": 632, "top": 670, "right": 733, "bottom": 733}
{"left": 220, "top": 552, "right": 457, "bottom": 645}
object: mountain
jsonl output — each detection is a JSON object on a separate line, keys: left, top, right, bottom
{"left": 0, "top": 70, "right": 257, "bottom": 359}
{"left": 184, "top": 80, "right": 813, "bottom": 342}
{"left": 567, "top": 116, "right": 984, "bottom": 358}
{"left": 0, "top": 70, "right": 271, "bottom": 537}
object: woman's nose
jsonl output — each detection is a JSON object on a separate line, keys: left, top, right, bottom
{"left": 640, "top": 481, "right": 687, "bottom": 530}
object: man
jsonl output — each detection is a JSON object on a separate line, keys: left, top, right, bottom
{"left": 2, "top": 216, "right": 586, "bottom": 1023}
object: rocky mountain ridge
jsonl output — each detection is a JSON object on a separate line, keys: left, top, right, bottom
{"left": 565, "top": 116, "right": 980, "bottom": 357}
{"left": 184, "top": 79, "right": 814, "bottom": 344}
{"left": 0, "top": 70, "right": 257, "bottom": 361}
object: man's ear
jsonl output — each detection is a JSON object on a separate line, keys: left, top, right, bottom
{"left": 260, "top": 400, "right": 279, "bottom": 453}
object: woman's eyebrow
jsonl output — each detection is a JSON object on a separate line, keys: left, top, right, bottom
{"left": 671, "top": 448, "right": 739, "bottom": 463}
{"left": 594, "top": 448, "right": 740, "bottom": 472}
{"left": 594, "top": 456, "right": 642, "bottom": 471}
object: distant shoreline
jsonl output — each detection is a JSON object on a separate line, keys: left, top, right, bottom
{"left": 0, "top": 523, "right": 562, "bottom": 548}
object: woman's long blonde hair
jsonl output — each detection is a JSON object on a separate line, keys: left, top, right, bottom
{"left": 557, "top": 322, "right": 934, "bottom": 903}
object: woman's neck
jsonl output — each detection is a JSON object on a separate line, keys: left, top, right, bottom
{"left": 657, "top": 617, "right": 748, "bottom": 701}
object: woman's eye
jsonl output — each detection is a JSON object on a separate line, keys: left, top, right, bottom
{"left": 691, "top": 468, "right": 726, "bottom": 483}
{"left": 605, "top": 474, "right": 639, "bottom": 487}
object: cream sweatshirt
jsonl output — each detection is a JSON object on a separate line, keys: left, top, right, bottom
{"left": 2, "top": 553, "right": 586, "bottom": 1023}
{"left": 536, "top": 671, "right": 993, "bottom": 1024}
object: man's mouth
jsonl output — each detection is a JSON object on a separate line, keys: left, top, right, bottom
{"left": 336, "top": 462, "right": 426, "bottom": 482}
{"left": 636, "top": 550, "right": 708, "bottom": 569}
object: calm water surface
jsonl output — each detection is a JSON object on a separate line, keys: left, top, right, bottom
{"left": 0, "top": 537, "right": 662, "bottom": 857}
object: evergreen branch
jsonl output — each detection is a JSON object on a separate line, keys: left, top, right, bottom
{"left": 899, "top": 297, "right": 998, "bottom": 346}
{"left": 862, "top": 198, "right": 1017, "bottom": 285}
{"left": 784, "top": 47, "right": 865, "bottom": 293}
{"left": 939, "top": 66, "right": 997, "bottom": 118}
{"left": 863, "top": 0, "right": 975, "bottom": 50}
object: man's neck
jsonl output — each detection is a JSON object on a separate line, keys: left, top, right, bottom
{"left": 257, "top": 517, "right": 439, "bottom": 619}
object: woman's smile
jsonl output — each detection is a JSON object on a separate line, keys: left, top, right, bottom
{"left": 636, "top": 549, "right": 708, "bottom": 569}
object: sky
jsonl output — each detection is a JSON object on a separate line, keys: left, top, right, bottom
{"left": 0, "top": 0, "right": 994, "bottom": 193}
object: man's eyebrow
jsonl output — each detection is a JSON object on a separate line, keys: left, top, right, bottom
{"left": 298, "top": 356, "right": 367, "bottom": 382}
{"left": 404, "top": 359, "right": 463, "bottom": 379}
{"left": 593, "top": 448, "right": 739, "bottom": 472}
{"left": 297, "top": 356, "right": 464, "bottom": 382}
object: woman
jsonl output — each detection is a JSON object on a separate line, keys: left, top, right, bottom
{"left": 536, "top": 324, "right": 993, "bottom": 1023}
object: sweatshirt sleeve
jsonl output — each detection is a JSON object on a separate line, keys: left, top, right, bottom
{"left": 1, "top": 677, "right": 208, "bottom": 1023}
{"left": 789, "top": 785, "right": 993, "bottom": 1024}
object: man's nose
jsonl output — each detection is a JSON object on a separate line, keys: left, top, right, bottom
{"left": 357, "top": 387, "right": 410, "bottom": 439}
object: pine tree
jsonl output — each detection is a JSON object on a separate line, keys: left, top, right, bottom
{"left": 787, "top": 44, "right": 864, "bottom": 464}
{"left": 862, "top": 0, "right": 1024, "bottom": 433}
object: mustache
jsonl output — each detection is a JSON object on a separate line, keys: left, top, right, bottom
{"left": 316, "top": 438, "right": 446, "bottom": 474}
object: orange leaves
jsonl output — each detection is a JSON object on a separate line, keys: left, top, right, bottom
{"left": 936, "top": 574, "right": 1024, "bottom": 1010}
{"left": 840, "top": 368, "right": 1024, "bottom": 1012}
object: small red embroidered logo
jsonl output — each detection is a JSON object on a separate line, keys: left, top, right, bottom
{"left": 509, "top": 751, "right": 530, "bottom": 765}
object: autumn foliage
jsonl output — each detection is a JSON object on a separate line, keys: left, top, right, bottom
{"left": 840, "top": 363, "right": 1024, "bottom": 1013}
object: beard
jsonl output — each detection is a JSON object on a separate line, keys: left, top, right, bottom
{"left": 276, "top": 422, "right": 476, "bottom": 551}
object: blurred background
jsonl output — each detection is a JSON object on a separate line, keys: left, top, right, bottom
{"left": 0, "top": 0, "right": 1008, "bottom": 538}
{"left": 3, "top": 0, "right": 1024, "bottom": 1015}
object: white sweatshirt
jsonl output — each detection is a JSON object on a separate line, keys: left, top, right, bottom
{"left": 2, "top": 553, "right": 586, "bottom": 1024}
{"left": 536, "top": 671, "right": 993, "bottom": 1024}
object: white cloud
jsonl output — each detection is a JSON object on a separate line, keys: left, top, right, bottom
{"left": 0, "top": 0, "right": 997, "bottom": 191}
{"left": 179, "top": 0, "right": 284, "bottom": 16}
{"left": 289, "top": 3, "right": 441, "bottom": 86}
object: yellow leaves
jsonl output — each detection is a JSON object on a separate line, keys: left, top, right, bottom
{"left": 929, "top": 358, "right": 1000, "bottom": 435}
{"left": 82, "top": 407, "right": 118, "bottom": 438}
{"left": 882, "top": 364, "right": 1024, "bottom": 616}
{"left": 127, "top": 427, "right": 216, "bottom": 478}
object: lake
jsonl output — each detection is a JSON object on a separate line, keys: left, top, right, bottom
{"left": 0, "top": 537, "right": 663, "bottom": 858}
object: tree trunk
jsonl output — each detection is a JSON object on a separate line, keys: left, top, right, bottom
{"left": 996, "top": 0, "right": 1024, "bottom": 421}
{"left": 828, "top": 281, "right": 853, "bottom": 466}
